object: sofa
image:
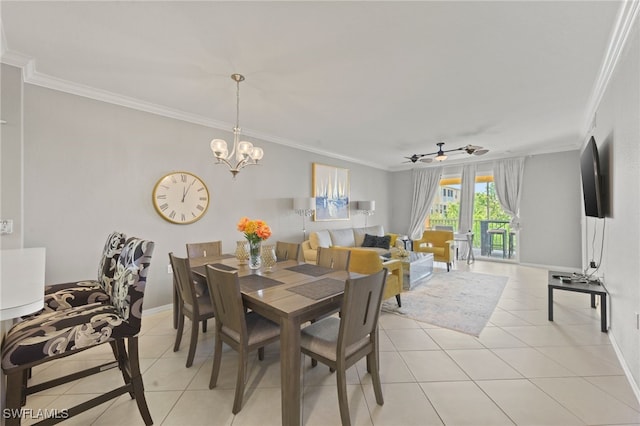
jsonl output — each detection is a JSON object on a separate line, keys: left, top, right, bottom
{"left": 301, "top": 225, "right": 402, "bottom": 264}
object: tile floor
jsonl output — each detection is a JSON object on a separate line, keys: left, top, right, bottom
{"left": 20, "top": 261, "right": 640, "bottom": 425}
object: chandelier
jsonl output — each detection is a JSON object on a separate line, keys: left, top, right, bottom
{"left": 210, "top": 74, "right": 264, "bottom": 177}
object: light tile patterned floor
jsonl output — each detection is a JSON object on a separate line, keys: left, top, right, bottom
{"left": 20, "top": 261, "right": 640, "bottom": 425}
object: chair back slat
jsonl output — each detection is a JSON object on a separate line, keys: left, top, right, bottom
{"left": 205, "top": 266, "right": 247, "bottom": 342}
{"left": 98, "top": 231, "right": 127, "bottom": 295}
{"left": 316, "top": 247, "right": 351, "bottom": 271}
{"left": 110, "top": 237, "right": 154, "bottom": 332}
{"left": 169, "top": 253, "right": 199, "bottom": 308}
{"left": 186, "top": 241, "right": 223, "bottom": 266}
{"left": 338, "top": 269, "right": 387, "bottom": 354}
{"left": 275, "top": 241, "right": 301, "bottom": 262}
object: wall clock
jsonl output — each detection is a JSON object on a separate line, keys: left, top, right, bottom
{"left": 152, "top": 171, "right": 210, "bottom": 224}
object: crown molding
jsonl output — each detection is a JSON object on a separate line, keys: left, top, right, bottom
{"left": 583, "top": 0, "right": 640, "bottom": 135}
{"left": 0, "top": 49, "right": 387, "bottom": 171}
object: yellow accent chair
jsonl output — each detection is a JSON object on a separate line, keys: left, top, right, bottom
{"left": 337, "top": 247, "right": 403, "bottom": 306}
{"left": 413, "top": 230, "right": 454, "bottom": 271}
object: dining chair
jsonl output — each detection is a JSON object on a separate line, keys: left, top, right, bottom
{"left": 185, "top": 240, "right": 223, "bottom": 267}
{"left": 275, "top": 241, "right": 302, "bottom": 262}
{"left": 316, "top": 246, "right": 351, "bottom": 270}
{"left": 2, "top": 237, "right": 155, "bottom": 426}
{"left": 169, "top": 253, "right": 216, "bottom": 368}
{"left": 205, "top": 265, "right": 281, "bottom": 414}
{"left": 183, "top": 240, "right": 223, "bottom": 332}
{"left": 300, "top": 268, "right": 387, "bottom": 426}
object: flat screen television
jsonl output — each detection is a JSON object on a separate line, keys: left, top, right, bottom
{"left": 580, "top": 136, "right": 605, "bottom": 218}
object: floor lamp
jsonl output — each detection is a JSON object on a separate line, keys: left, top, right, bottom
{"left": 293, "top": 197, "right": 315, "bottom": 241}
{"left": 357, "top": 201, "right": 375, "bottom": 227}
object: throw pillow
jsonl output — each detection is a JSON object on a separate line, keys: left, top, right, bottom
{"left": 387, "top": 233, "right": 398, "bottom": 247}
{"left": 362, "top": 233, "right": 377, "bottom": 247}
{"left": 375, "top": 235, "right": 391, "bottom": 249}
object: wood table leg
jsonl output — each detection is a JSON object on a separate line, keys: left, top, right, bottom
{"left": 280, "top": 316, "right": 302, "bottom": 426}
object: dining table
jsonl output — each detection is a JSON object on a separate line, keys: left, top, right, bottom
{"left": 190, "top": 255, "right": 361, "bottom": 426}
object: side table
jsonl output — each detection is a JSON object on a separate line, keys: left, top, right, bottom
{"left": 548, "top": 271, "right": 608, "bottom": 332}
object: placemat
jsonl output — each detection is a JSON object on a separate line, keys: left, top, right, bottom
{"left": 287, "top": 278, "right": 344, "bottom": 300}
{"left": 208, "top": 263, "right": 237, "bottom": 271}
{"left": 240, "top": 274, "right": 283, "bottom": 292}
{"left": 285, "top": 263, "right": 334, "bottom": 277}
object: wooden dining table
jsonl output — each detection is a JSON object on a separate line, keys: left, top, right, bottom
{"left": 190, "top": 256, "right": 360, "bottom": 426}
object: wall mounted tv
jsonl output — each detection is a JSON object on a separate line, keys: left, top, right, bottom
{"left": 580, "top": 136, "right": 605, "bottom": 218}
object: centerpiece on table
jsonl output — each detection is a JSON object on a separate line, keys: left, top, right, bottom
{"left": 237, "top": 217, "right": 272, "bottom": 269}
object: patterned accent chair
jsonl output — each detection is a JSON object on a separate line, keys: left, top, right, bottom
{"left": 37, "top": 231, "right": 127, "bottom": 313}
{"left": 1, "top": 237, "right": 155, "bottom": 426}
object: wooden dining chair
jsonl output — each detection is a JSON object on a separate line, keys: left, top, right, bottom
{"left": 169, "top": 253, "right": 216, "bottom": 368}
{"left": 275, "top": 241, "right": 302, "bottom": 262}
{"left": 185, "top": 240, "right": 223, "bottom": 267}
{"left": 300, "top": 269, "right": 387, "bottom": 426}
{"left": 316, "top": 246, "right": 351, "bottom": 270}
{"left": 205, "top": 265, "right": 281, "bottom": 414}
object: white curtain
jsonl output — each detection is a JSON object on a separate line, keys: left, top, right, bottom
{"left": 457, "top": 164, "right": 477, "bottom": 234}
{"left": 408, "top": 167, "right": 443, "bottom": 240}
{"left": 493, "top": 157, "right": 525, "bottom": 230}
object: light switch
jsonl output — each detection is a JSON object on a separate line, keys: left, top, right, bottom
{"left": 1, "top": 220, "right": 14, "bottom": 235}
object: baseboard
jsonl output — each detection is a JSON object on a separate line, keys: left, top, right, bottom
{"left": 608, "top": 330, "right": 640, "bottom": 405}
{"left": 519, "top": 261, "right": 582, "bottom": 273}
{"left": 142, "top": 303, "right": 172, "bottom": 316}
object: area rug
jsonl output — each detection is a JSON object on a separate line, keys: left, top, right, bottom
{"left": 381, "top": 271, "right": 508, "bottom": 337}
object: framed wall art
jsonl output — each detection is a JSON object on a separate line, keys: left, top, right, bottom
{"left": 312, "top": 163, "right": 350, "bottom": 221}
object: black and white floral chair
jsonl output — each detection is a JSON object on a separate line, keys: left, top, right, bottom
{"left": 37, "top": 231, "right": 127, "bottom": 313}
{"left": 1, "top": 237, "right": 155, "bottom": 426}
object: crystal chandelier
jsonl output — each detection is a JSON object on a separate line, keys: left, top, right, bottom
{"left": 210, "top": 74, "right": 264, "bottom": 177}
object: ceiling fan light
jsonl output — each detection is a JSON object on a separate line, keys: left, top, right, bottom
{"left": 435, "top": 153, "right": 447, "bottom": 162}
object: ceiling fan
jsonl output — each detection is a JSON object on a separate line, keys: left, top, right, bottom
{"left": 404, "top": 142, "right": 489, "bottom": 163}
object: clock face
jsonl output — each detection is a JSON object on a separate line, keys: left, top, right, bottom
{"left": 152, "top": 172, "right": 210, "bottom": 224}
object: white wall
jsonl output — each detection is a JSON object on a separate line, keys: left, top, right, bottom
{"left": 519, "top": 151, "right": 583, "bottom": 269}
{"left": 1, "top": 64, "right": 23, "bottom": 249}
{"left": 20, "top": 84, "right": 392, "bottom": 310}
{"left": 590, "top": 18, "right": 640, "bottom": 389}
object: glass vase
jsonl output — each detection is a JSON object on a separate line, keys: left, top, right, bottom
{"left": 235, "top": 240, "right": 249, "bottom": 265}
{"left": 248, "top": 240, "right": 262, "bottom": 270}
{"left": 261, "top": 244, "right": 277, "bottom": 272}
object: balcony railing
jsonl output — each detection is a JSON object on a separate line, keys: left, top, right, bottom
{"left": 427, "top": 218, "right": 516, "bottom": 259}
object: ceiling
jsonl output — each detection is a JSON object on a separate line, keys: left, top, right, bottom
{"left": 0, "top": 1, "right": 624, "bottom": 170}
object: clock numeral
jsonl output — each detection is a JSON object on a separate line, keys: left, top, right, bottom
{"left": 181, "top": 174, "right": 187, "bottom": 183}
{"left": 170, "top": 176, "right": 177, "bottom": 184}
{"left": 160, "top": 184, "right": 170, "bottom": 190}
{"left": 196, "top": 205, "right": 204, "bottom": 211}
{"left": 199, "top": 196, "right": 207, "bottom": 201}
{"left": 197, "top": 187, "right": 205, "bottom": 192}
{"left": 181, "top": 213, "right": 186, "bottom": 222}
{"left": 159, "top": 203, "right": 169, "bottom": 211}
{"left": 191, "top": 212, "right": 197, "bottom": 218}
{"left": 169, "top": 211, "right": 176, "bottom": 219}
{"left": 156, "top": 194, "right": 167, "bottom": 200}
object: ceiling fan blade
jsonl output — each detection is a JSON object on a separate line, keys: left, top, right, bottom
{"left": 419, "top": 157, "right": 433, "bottom": 163}
{"left": 473, "top": 149, "right": 489, "bottom": 156}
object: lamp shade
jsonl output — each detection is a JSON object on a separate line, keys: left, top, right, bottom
{"left": 293, "top": 197, "right": 315, "bottom": 211}
{"left": 357, "top": 200, "right": 375, "bottom": 211}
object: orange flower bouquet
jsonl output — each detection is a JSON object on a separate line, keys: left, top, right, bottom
{"left": 237, "top": 217, "right": 272, "bottom": 244}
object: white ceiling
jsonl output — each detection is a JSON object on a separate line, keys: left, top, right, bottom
{"left": 0, "top": 1, "right": 624, "bottom": 170}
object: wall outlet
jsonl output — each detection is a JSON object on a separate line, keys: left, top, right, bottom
{"left": 167, "top": 264, "right": 173, "bottom": 274}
